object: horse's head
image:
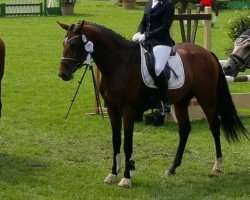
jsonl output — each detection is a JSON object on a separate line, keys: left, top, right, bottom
{"left": 223, "top": 29, "right": 250, "bottom": 77}
{"left": 58, "top": 21, "right": 93, "bottom": 81}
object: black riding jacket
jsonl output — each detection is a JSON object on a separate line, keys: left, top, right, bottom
{"left": 137, "top": 0, "right": 175, "bottom": 47}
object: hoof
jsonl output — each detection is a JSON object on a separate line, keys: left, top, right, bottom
{"left": 104, "top": 173, "right": 117, "bottom": 184}
{"left": 165, "top": 169, "right": 176, "bottom": 176}
{"left": 212, "top": 157, "right": 223, "bottom": 173}
{"left": 212, "top": 167, "right": 223, "bottom": 174}
{"left": 117, "top": 178, "right": 131, "bottom": 188}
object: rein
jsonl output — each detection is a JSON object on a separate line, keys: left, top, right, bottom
{"left": 90, "top": 42, "right": 138, "bottom": 65}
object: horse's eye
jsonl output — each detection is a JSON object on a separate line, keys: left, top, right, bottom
{"left": 69, "top": 42, "right": 76, "bottom": 48}
{"left": 227, "top": 66, "right": 232, "bottom": 70}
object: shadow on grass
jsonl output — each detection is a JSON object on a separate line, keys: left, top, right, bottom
{"left": 0, "top": 153, "right": 50, "bottom": 186}
{"left": 133, "top": 170, "right": 250, "bottom": 199}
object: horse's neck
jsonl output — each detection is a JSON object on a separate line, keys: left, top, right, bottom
{"left": 85, "top": 25, "right": 134, "bottom": 74}
{"left": 85, "top": 24, "right": 129, "bottom": 52}
{"left": 83, "top": 26, "right": 142, "bottom": 93}
{"left": 92, "top": 43, "right": 137, "bottom": 75}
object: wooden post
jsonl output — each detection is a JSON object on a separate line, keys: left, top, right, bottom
{"left": 178, "top": 8, "right": 186, "bottom": 42}
{"left": 191, "top": 5, "right": 201, "bottom": 43}
{"left": 173, "top": 10, "right": 212, "bottom": 44}
{"left": 186, "top": 8, "right": 191, "bottom": 43}
{"left": 203, "top": 6, "right": 211, "bottom": 50}
{"left": 94, "top": 65, "right": 101, "bottom": 114}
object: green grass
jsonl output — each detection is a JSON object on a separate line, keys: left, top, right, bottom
{"left": 0, "top": 0, "right": 249, "bottom": 199}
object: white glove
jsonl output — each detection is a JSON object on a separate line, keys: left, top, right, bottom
{"left": 138, "top": 34, "right": 146, "bottom": 42}
{"left": 132, "top": 32, "right": 141, "bottom": 42}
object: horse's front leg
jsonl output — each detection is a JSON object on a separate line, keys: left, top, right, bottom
{"left": 104, "top": 106, "right": 122, "bottom": 185}
{"left": 118, "top": 109, "right": 135, "bottom": 188}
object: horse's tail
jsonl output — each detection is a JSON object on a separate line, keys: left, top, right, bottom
{"left": 211, "top": 52, "right": 248, "bottom": 142}
{"left": 0, "top": 38, "right": 5, "bottom": 118}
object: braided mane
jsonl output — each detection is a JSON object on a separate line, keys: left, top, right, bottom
{"left": 83, "top": 21, "right": 133, "bottom": 46}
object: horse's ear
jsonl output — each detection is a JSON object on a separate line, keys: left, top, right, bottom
{"left": 81, "top": 20, "right": 85, "bottom": 30}
{"left": 74, "top": 20, "right": 85, "bottom": 34}
{"left": 241, "top": 20, "right": 249, "bottom": 33}
{"left": 57, "top": 21, "right": 70, "bottom": 30}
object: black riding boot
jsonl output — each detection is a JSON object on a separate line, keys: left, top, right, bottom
{"left": 155, "top": 71, "right": 171, "bottom": 115}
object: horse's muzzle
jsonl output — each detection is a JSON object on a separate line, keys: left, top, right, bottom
{"left": 58, "top": 71, "right": 72, "bottom": 81}
{"left": 223, "top": 59, "right": 238, "bottom": 77}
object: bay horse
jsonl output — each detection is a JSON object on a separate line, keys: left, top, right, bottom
{"left": 223, "top": 28, "right": 250, "bottom": 77}
{"left": 0, "top": 37, "right": 5, "bottom": 117}
{"left": 58, "top": 21, "right": 248, "bottom": 188}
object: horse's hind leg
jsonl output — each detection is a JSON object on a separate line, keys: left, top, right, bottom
{"left": 167, "top": 97, "right": 192, "bottom": 176}
{"left": 209, "top": 117, "right": 223, "bottom": 173}
{"left": 197, "top": 97, "right": 223, "bottom": 173}
{"left": 104, "top": 106, "right": 122, "bottom": 184}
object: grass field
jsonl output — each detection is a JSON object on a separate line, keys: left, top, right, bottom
{"left": 0, "top": 0, "right": 249, "bottom": 199}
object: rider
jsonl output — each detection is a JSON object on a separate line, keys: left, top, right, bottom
{"left": 132, "top": 0, "right": 175, "bottom": 114}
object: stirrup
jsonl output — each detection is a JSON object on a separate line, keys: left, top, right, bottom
{"left": 159, "top": 102, "right": 171, "bottom": 115}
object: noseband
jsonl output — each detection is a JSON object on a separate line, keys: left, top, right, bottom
{"left": 229, "top": 53, "right": 250, "bottom": 72}
{"left": 61, "top": 56, "right": 83, "bottom": 73}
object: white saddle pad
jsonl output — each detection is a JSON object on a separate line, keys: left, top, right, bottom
{"left": 140, "top": 45, "right": 185, "bottom": 89}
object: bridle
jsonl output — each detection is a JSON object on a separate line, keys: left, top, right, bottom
{"left": 61, "top": 34, "right": 93, "bottom": 73}
{"left": 228, "top": 35, "right": 250, "bottom": 72}
{"left": 229, "top": 53, "right": 250, "bottom": 72}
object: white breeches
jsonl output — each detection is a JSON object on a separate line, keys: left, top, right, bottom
{"left": 153, "top": 45, "right": 172, "bottom": 76}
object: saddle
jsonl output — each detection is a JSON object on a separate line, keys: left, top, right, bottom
{"left": 144, "top": 45, "right": 178, "bottom": 80}
{"left": 140, "top": 44, "right": 185, "bottom": 89}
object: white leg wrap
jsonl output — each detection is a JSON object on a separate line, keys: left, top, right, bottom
{"left": 165, "top": 169, "right": 172, "bottom": 176}
{"left": 129, "top": 170, "right": 133, "bottom": 178}
{"left": 104, "top": 173, "right": 117, "bottom": 184}
{"left": 117, "top": 178, "right": 132, "bottom": 188}
{"left": 212, "top": 157, "right": 223, "bottom": 173}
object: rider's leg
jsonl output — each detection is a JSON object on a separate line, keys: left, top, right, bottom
{"left": 153, "top": 45, "right": 172, "bottom": 115}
